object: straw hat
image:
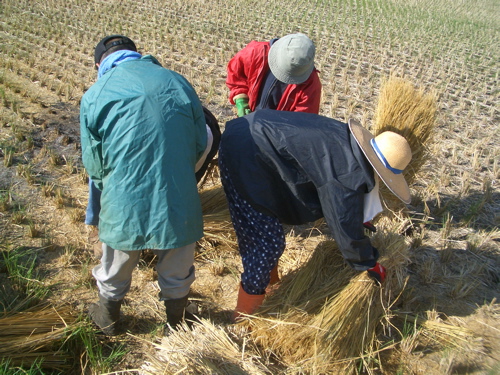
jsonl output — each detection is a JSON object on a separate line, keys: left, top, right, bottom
{"left": 268, "top": 33, "right": 315, "bottom": 84}
{"left": 348, "top": 119, "right": 412, "bottom": 204}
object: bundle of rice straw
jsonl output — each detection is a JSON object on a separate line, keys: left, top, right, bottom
{"left": 199, "top": 184, "right": 236, "bottom": 247}
{"left": 398, "top": 310, "right": 475, "bottom": 350}
{"left": 246, "top": 218, "right": 412, "bottom": 374}
{"left": 200, "top": 184, "right": 228, "bottom": 216}
{"left": 372, "top": 74, "right": 438, "bottom": 210}
{"left": 0, "top": 304, "right": 78, "bottom": 371}
{"left": 143, "top": 319, "right": 272, "bottom": 375}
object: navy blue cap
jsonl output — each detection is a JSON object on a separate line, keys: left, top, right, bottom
{"left": 94, "top": 35, "right": 137, "bottom": 65}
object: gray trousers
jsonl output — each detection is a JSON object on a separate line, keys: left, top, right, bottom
{"left": 93, "top": 242, "right": 196, "bottom": 301}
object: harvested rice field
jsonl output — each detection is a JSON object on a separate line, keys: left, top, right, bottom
{"left": 0, "top": 0, "right": 499, "bottom": 374}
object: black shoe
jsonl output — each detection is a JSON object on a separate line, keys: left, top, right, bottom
{"left": 164, "top": 295, "right": 198, "bottom": 332}
{"left": 88, "top": 294, "right": 122, "bottom": 336}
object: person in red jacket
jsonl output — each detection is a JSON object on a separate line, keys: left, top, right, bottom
{"left": 226, "top": 33, "right": 322, "bottom": 116}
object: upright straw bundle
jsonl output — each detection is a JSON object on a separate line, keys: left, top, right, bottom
{"left": 199, "top": 184, "right": 236, "bottom": 247}
{"left": 372, "top": 75, "right": 438, "bottom": 209}
{"left": 200, "top": 184, "right": 228, "bottom": 215}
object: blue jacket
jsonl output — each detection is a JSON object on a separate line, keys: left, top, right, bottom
{"left": 219, "top": 109, "right": 379, "bottom": 269}
{"left": 80, "top": 55, "right": 206, "bottom": 250}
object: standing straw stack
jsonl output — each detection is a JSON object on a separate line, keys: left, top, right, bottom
{"left": 200, "top": 185, "right": 228, "bottom": 215}
{"left": 373, "top": 75, "right": 438, "bottom": 209}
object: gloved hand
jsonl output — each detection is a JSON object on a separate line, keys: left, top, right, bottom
{"left": 367, "top": 262, "right": 386, "bottom": 283}
{"left": 363, "top": 221, "right": 377, "bottom": 232}
{"left": 235, "top": 97, "right": 251, "bottom": 117}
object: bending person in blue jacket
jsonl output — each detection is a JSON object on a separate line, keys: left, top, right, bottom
{"left": 218, "top": 109, "right": 413, "bottom": 321}
{"left": 80, "top": 35, "right": 209, "bottom": 335}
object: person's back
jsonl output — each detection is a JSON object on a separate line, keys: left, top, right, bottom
{"left": 219, "top": 109, "right": 373, "bottom": 227}
{"left": 81, "top": 55, "right": 206, "bottom": 250}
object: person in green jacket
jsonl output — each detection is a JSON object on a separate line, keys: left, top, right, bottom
{"left": 80, "top": 35, "right": 207, "bottom": 335}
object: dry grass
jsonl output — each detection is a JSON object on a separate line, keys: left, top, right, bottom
{"left": 142, "top": 320, "right": 272, "bottom": 375}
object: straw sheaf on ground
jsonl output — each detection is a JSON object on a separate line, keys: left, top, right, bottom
{"left": 0, "top": 304, "right": 80, "bottom": 371}
{"left": 0, "top": 0, "right": 499, "bottom": 373}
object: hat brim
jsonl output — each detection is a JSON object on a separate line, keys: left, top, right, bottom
{"left": 348, "top": 119, "right": 411, "bottom": 204}
{"left": 268, "top": 40, "right": 314, "bottom": 84}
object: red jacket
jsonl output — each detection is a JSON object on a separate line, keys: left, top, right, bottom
{"left": 226, "top": 41, "right": 322, "bottom": 114}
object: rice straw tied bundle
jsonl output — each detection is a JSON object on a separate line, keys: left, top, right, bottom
{"left": 199, "top": 183, "right": 237, "bottom": 248}
{"left": 260, "top": 241, "right": 351, "bottom": 314}
{"left": 144, "top": 319, "right": 271, "bottom": 375}
{"left": 200, "top": 184, "right": 228, "bottom": 215}
{"left": 397, "top": 310, "right": 475, "bottom": 349}
{"left": 372, "top": 75, "right": 438, "bottom": 209}
{"left": 0, "top": 304, "right": 79, "bottom": 370}
{"left": 247, "top": 220, "right": 412, "bottom": 373}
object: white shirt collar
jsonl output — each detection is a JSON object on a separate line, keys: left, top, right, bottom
{"left": 363, "top": 176, "right": 383, "bottom": 223}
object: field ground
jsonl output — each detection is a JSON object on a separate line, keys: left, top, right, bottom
{"left": 0, "top": 0, "right": 499, "bottom": 374}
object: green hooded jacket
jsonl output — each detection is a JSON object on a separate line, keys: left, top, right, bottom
{"left": 80, "top": 55, "right": 206, "bottom": 250}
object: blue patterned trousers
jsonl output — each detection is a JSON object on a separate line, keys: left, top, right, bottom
{"left": 219, "top": 157, "right": 285, "bottom": 295}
